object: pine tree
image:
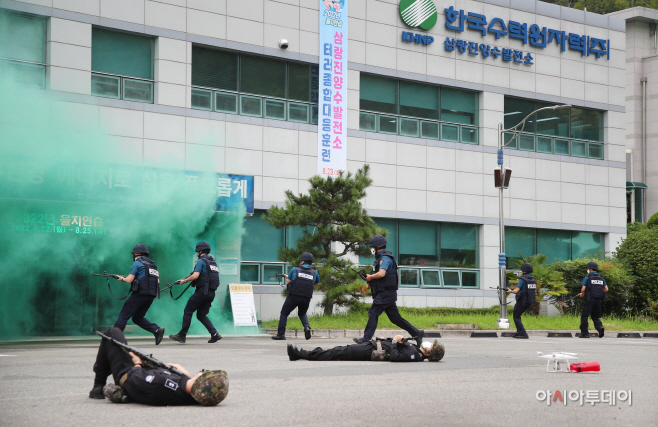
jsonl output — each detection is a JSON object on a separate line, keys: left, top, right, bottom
{"left": 262, "top": 165, "right": 385, "bottom": 315}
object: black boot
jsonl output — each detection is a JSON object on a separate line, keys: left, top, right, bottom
{"left": 287, "top": 344, "right": 300, "bottom": 361}
{"left": 415, "top": 329, "right": 425, "bottom": 346}
{"left": 89, "top": 384, "right": 105, "bottom": 399}
{"left": 208, "top": 333, "right": 222, "bottom": 343}
{"left": 169, "top": 333, "right": 186, "bottom": 343}
{"left": 271, "top": 335, "right": 286, "bottom": 340}
{"left": 304, "top": 327, "right": 312, "bottom": 340}
{"left": 154, "top": 327, "right": 165, "bottom": 345}
{"left": 597, "top": 328, "right": 604, "bottom": 338}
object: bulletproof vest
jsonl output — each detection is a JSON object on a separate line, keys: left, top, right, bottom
{"left": 587, "top": 272, "right": 605, "bottom": 300}
{"left": 134, "top": 257, "right": 159, "bottom": 297}
{"left": 371, "top": 250, "right": 399, "bottom": 294}
{"left": 289, "top": 265, "right": 316, "bottom": 299}
{"left": 516, "top": 275, "right": 536, "bottom": 305}
{"left": 192, "top": 255, "right": 220, "bottom": 295}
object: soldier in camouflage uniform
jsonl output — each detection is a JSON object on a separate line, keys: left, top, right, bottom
{"left": 89, "top": 327, "right": 228, "bottom": 406}
{"left": 287, "top": 335, "right": 445, "bottom": 363}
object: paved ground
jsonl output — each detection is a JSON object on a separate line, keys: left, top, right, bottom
{"left": 1, "top": 334, "right": 656, "bottom": 427}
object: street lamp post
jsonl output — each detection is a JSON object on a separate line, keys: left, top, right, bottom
{"left": 495, "top": 104, "right": 571, "bottom": 329}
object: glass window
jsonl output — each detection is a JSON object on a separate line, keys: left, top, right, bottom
{"left": 441, "top": 123, "right": 459, "bottom": 142}
{"left": 240, "top": 55, "right": 286, "bottom": 98}
{"left": 288, "top": 63, "right": 318, "bottom": 102}
{"left": 378, "top": 115, "right": 398, "bottom": 134}
{"left": 399, "top": 80, "right": 439, "bottom": 120}
{"left": 91, "top": 74, "right": 120, "bottom": 99}
{"left": 240, "top": 263, "right": 260, "bottom": 283}
{"left": 440, "top": 88, "right": 478, "bottom": 125}
{"left": 536, "top": 136, "right": 553, "bottom": 153}
{"left": 240, "top": 95, "right": 263, "bottom": 117}
{"left": 461, "top": 271, "right": 478, "bottom": 288}
{"left": 504, "top": 97, "right": 535, "bottom": 133}
{"left": 215, "top": 91, "right": 238, "bottom": 114}
{"left": 519, "top": 134, "right": 535, "bottom": 151}
{"left": 588, "top": 143, "right": 604, "bottom": 159}
{"left": 191, "top": 46, "right": 238, "bottom": 91}
{"left": 360, "top": 74, "right": 397, "bottom": 114}
{"left": 536, "top": 101, "right": 569, "bottom": 137}
{"left": 442, "top": 270, "right": 460, "bottom": 287}
{"left": 571, "top": 232, "right": 604, "bottom": 259}
{"left": 461, "top": 127, "right": 478, "bottom": 144}
{"left": 288, "top": 102, "right": 309, "bottom": 123}
{"left": 421, "top": 270, "right": 441, "bottom": 287}
{"left": 0, "top": 11, "right": 47, "bottom": 64}
{"left": 399, "top": 220, "right": 438, "bottom": 266}
{"left": 554, "top": 138, "right": 570, "bottom": 155}
{"left": 265, "top": 99, "right": 286, "bottom": 120}
{"left": 504, "top": 132, "right": 518, "bottom": 149}
{"left": 441, "top": 223, "right": 477, "bottom": 268}
{"left": 570, "top": 107, "right": 603, "bottom": 142}
{"left": 359, "top": 112, "right": 377, "bottom": 132}
{"left": 400, "top": 118, "right": 419, "bottom": 137}
{"left": 399, "top": 268, "right": 419, "bottom": 287}
{"left": 571, "top": 140, "right": 587, "bottom": 157}
{"left": 537, "top": 229, "right": 571, "bottom": 264}
{"left": 123, "top": 78, "right": 153, "bottom": 103}
{"left": 192, "top": 88, "right": 212, "bottom": 110}
{"left": 262, "top": 264, "right": 285, "bottom": 284}
{"left": 92, "top": 28, "right": 153, "bottom": 79}
{"left": 241, "top": 212, "right": 284, "bottom": 261}
{"left": 505, "top": 227, "right": 536, "bottom": 268}
{"left": 421, "top": 121, "right": 439, "bottom": 139}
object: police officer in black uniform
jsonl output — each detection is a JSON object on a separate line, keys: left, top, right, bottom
{"left": 115, "top": 244, "right": 164, "bottom": 345}
{"left": 271, "top": 252, "right": 320, "bottom": 341}
{"left": 579, "top": 261, "right": 608, "bottom": 338}
{"left": 353, "top": 235, "right": 424, "bottom": 346}
{"left": 506, "top": 262, "right": 536, "bottom": 339}
{"left": 169, "top": 241, "right": 222, "bottom": 344}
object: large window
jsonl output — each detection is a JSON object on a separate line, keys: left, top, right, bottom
{"left": 191, "top": 46, "right": 319, "bottom": 124}
{"left": 505, "top": 227, "right": 604, "bottom": 267}
{"left": 0, "top": 10, "right": 47, "bottom": 88}
{"left": 359, "top": 219, "right": 479, "bottom": 289}
{"left": 359, "top": 74, "right": 479, "bottom": 144}
{"left": 91, "top": 28, "right": 154, "bottom": 103}
{"left": 504, "top": 97, "right": 604, "bottom": 159}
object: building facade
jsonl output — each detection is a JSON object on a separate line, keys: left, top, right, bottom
{"left": 0, "top": 0, "right": 630, "bottom": 335}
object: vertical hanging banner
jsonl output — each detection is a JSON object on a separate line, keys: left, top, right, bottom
{"left": 317, "top": 0, "right": 348, "bottom": 177}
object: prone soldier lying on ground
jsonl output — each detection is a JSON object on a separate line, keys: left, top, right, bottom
{"left": 89, "top": 327, "right": 228, "bottom": 406}
{"left": 286, "top": 335, "right": 445, "bottom": 362}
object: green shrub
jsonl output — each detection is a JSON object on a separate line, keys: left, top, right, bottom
{"left": 647, "top": 212, "right": 658, "bottom": 229}
{"left": 553, "top": 258, "right": 633, "bottom": 316}
{"left": 616, "top": 227, "right": 658, "bottom": 313}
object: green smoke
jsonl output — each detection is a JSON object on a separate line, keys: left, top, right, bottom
{"left": 0, "top": 80, "right": 245, "bottom": 339}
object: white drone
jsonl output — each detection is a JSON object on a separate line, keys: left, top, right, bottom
{"left": 537, "top": 351, "right": 580, "bottom": 373}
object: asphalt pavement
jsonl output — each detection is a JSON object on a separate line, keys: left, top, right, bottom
{"left": 1, "top": 334, "right": 656, "bottom": 427}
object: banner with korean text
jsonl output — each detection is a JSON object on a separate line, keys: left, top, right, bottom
{"left": 228, "top": 284, "right": 258, "bottom": 327}
{"left": 317, "top": 0, "right": 348, "bottom": 177}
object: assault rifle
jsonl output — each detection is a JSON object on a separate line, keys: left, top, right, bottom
{"left": 374, "top": 335, "right": 419, "bottom": 344}
{"left": 350, "top": 268, "right": 368, "bottom": 281}
{"left": 96, "top": 331, "right": 186, "bottom": 376}
{"left": 93, "top": 271, "right": 130, "bottom": 300}
{"left": 268, "top": 273, "right": 287, "bottom": 287}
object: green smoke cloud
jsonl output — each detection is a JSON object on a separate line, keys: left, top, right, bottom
{"left": 0, "top": 80, "right": 245, "bottom": 339}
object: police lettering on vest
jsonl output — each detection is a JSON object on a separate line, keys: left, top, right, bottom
{"left": 587, "top": 272, "right": 605, "bottom": 300}
{"left": 135, "top": 257, "right": 160, "bottom": 297}
{"left": 370, "top": 250, "right": 399, "bottom": 296}
{"left": 515, "top": 275, "right": 536, "bottom": 306}
{"left": 289, "top": 266, "right": 316, "bottom": 299}
{"left": 192, "top": 255, "right": 220, "bottom": 295}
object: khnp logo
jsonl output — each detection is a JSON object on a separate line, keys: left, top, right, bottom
{"left": 399, "top": 0, "right": 438, "bottom": 30}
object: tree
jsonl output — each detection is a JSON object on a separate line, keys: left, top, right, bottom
{"left": 263, "top": 165, "right": 386, "bottom": 315}
{"left": 615, "top": 227, "right": 658, "bottom": 312}
{"left": 646, "top": 211, "right": 658, "bottom": 229}
{"left": 506, "top": 254, "right": 569, "bottom": 315}
{"left": 553, "top": 258, "right": 633, "bottom": 316}
{"left": 541, "top": 0, "right": 658, "bottom": 14}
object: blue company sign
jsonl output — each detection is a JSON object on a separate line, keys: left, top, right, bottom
{"left": 401, "top": 6, "right": 611, "bottom": 66}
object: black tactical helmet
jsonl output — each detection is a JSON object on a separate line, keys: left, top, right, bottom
{"left": 368, "top": 235, "right": 387, "bottom": 248}
{"left": 587, "top": 261, "right": 598, "bottom": 271}
{"left": 300, "top": 252, "right": 313, "bottom": 262}
{"left": 196, "top": 241, "right": 211, "bottom": 252}
{"left": 520, "top": 262, "right": 533, "bottom": 273}
{"left": 132, "top": 244, "right": 149, "bottom": 255}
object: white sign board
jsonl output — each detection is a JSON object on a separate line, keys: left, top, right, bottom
{"left": 228, "top": 284, "right": 258, "bottom": 327}
{"left": 218, "top": 258, "right": 238, "bottom": 275}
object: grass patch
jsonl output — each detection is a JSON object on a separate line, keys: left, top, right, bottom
{"left": 261, "top": 306, "right": 658, "bottom": 331}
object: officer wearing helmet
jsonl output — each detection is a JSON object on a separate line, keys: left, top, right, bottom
{"left": 89, "top": 327, "right": 228, "bottom": 406}
{"left": 271, "top": 252, "right": 320, "bottom": 340}
{"left": 353, "top": 235, "right": 424, "bottom": 346}
{"left": 114, "top": 244, "right": 164, "bottom": 345}
{"left": 506, "top": 262, "right": 536, "bottom": 339}
{"left": 286, "top": 335, "right": 444, "bottom": 363}
{"left": 578, "top": 261, "right": 608, "bottom": 338}
{"left": 169, "top": 241, "right": 222, "bottom": 344}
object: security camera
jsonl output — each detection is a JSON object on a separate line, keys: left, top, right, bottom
{"left": 278, "top": 38, "right": 289, "bottom": 49}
